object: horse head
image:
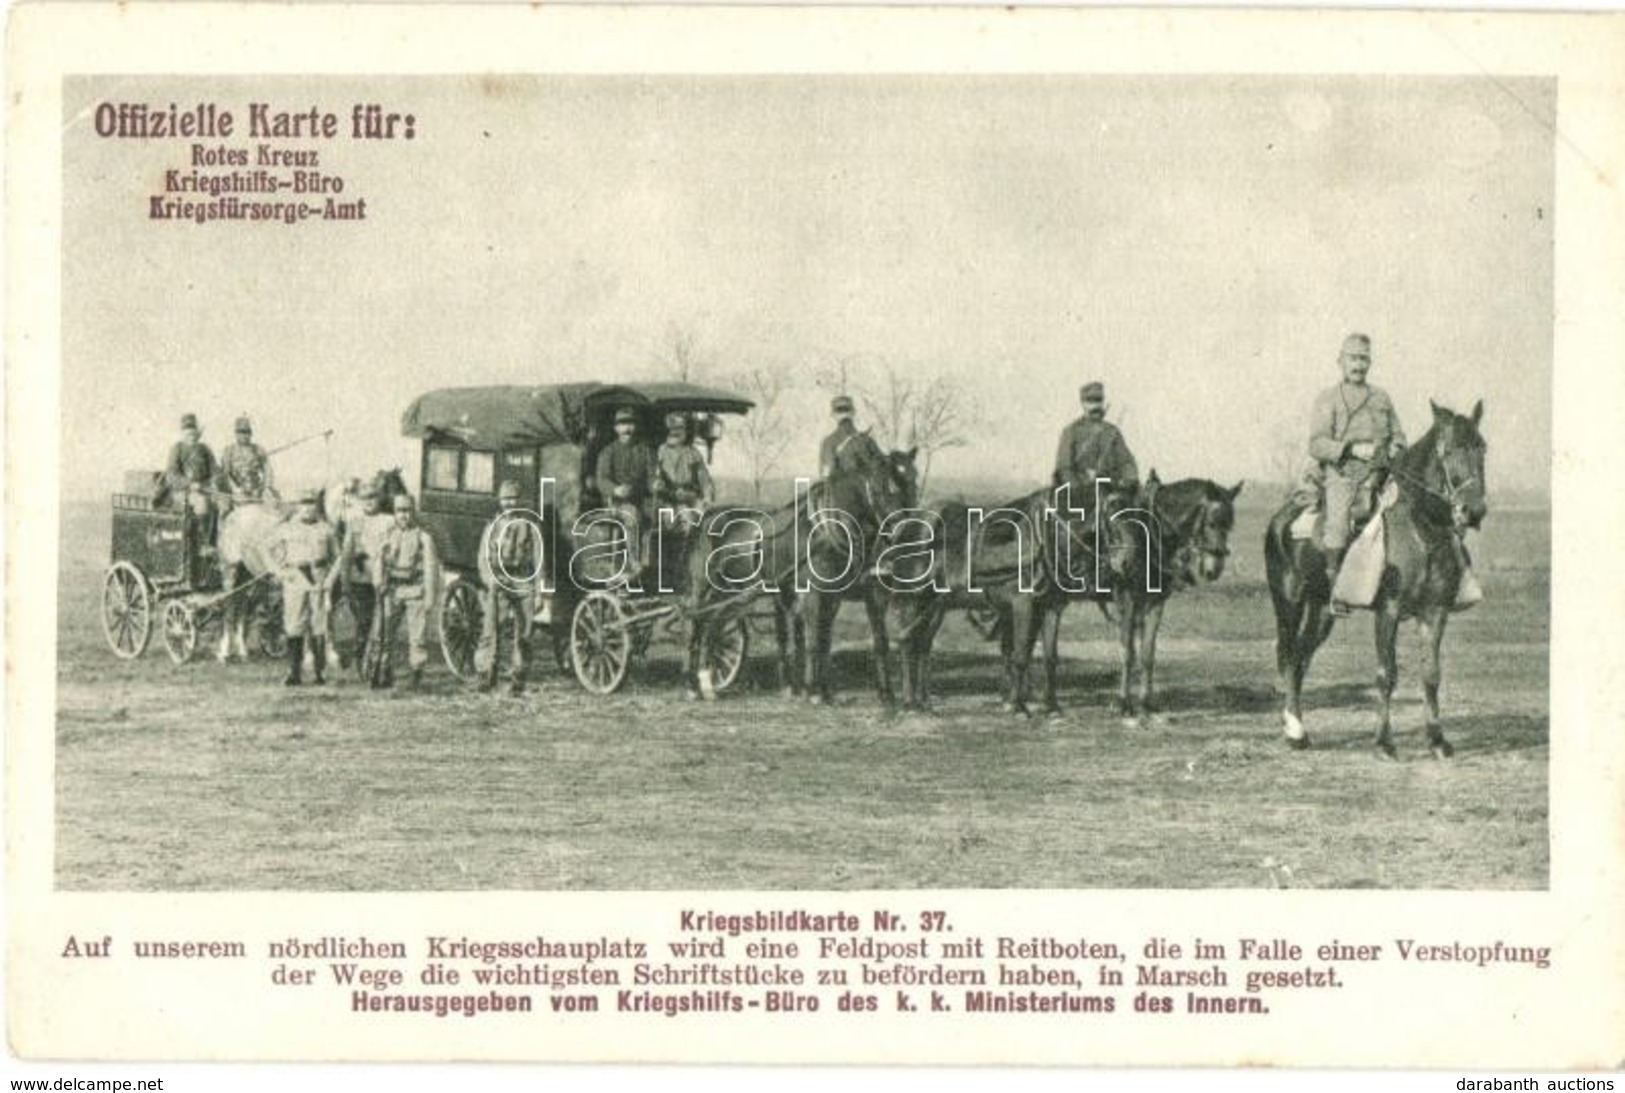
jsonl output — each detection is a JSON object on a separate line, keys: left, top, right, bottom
{"left": 829, "top": 431, "right": 913, "bottom": 529}
{"left": 1424, "top": 399, "right": 1487, "bottom": 531}
{"left": 1153, "top": 476, "right": 1242, "bottom": 584}
{"left": 372, "top": 466, "right": 410, "bottom": 505}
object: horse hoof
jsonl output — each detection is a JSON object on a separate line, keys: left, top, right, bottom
{"left": 1044, "top": 706, "right": 1064, "bottom": 722}
{"left": 808, "top": 694, "right": 827, "bottom": 707}
{"left": 1286, "top": 734, "right": 1312, "bottom": 751}
{"left": 684, "top": 688, "right": 699, "bottom": 702}
{"left": 1431, "top": 740, "right": 1454, "bottom": 760}
{"left": 1375, "top": 742, "right": 1398, "bottom": 761}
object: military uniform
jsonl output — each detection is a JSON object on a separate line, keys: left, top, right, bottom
{"left": 271, "top": 495, "right": 339, "bottom": 684}
{"left": 594, "top": 412, "right": 654, "bottom": 570}
{"left": 217, "top": 439, "right": 275, "bottom": 503}
{"left": 655, "top": 439, "right": 712, "bottom": 508}
{"left": 373, "top": 504, "right": 440, "bottom": 685}
{"left": 1053, "top": 417, "right": 1139, "bottom": 492}
{"left": 1308, "top": 381, "right": 1406, "bottom": 552}
{"left": 340, "top": 500, "right": 394, "bottom": 675}
{"left": 818, "top": 419, "right": 860, "bottom": 480}
{"left": 163, "top": 415, "right": 218, "bottom": 560}
{"left": 476, "top": 485, "right": 543, "bottom": 693}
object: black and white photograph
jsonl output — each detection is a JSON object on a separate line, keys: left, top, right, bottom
{"left": 7, "top": 3, "right": 1623, "bottom": 1072}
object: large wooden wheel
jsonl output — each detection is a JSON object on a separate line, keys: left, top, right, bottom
{"left": 570, "top": 590, "right": 632, "bottom": 695}
{"left": 438, "top": 579, "right": 482, "bottom": 682}
{"left": 102, "top": 562, "right": 153, "bottom": 659}
{"left": 706, "top": 616, "right": 750, "bottom": 694}
{"left": 162, "top": 600, "right": 199, "bottom": 664}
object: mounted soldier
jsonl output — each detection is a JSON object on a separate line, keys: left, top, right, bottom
{"left": 162, "top": 412, "right": 219, "bottom": 552}
{"left": 1053, "top": 381, "right": 1141, "bottom": 579}
{"left": 216, "top": 415, "right": 278, "bottom": 513}
{"left": 371, "top": 492, "right": 441, "bottom": 689}
{"left": 269, "top": 488, "right": 340, "bottom": 686}
{"left": 818, "top": 395, "right": 860, "bottom": 480}
{"left": 1304, "top": 333, "right": 1407, "bottom": 612}
{"left": 475, "top": 479, "right": 543, "bottom": 696}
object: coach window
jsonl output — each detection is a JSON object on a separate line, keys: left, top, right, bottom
{"left": 463, "top": 451, "right": 495, "bottom": 494}
{"left": 426, "top": 447, "right": 460, "bottom": 492}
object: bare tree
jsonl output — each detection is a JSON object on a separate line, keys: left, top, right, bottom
{"left": 728, "top": 362, "right": 797, "bottom": 501}
{"left": 655, "top": 324, "right": 708, "bottom": 382}
{"left": 854, "top": 362, "right": 969, "bottom": 496}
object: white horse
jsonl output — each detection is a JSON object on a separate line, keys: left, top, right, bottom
{"left": 215, "top": 500, "right": 290, "bottom": 661}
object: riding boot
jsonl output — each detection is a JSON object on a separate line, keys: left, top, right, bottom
{"left": 310, "top": 638, "right": 327, "bottom": 685}
{"left": 283, "top": 636, "right": 304, "bottom": 686}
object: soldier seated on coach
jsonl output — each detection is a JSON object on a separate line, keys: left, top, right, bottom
{"left": 215, "top": 415, "right": 278, "bottom": 516}
{"left": 653, "top": 411, "right": 714, "bottom": 529}
{"left": 162, "top": 412, "right": 220, "bottom": 551}
{"left": 591, "top": 406, "right": 655, "bottom": 573}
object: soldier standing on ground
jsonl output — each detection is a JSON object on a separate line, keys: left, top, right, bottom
{"left": 271, "top": 488, "right": 340, "bottom": 686}
{"left": 372, "top": 493, "right": 441, "bottom": 689}
{"left": 476, "top": 480, "right": 543, "bottom": 696}
{"left": 340, "top": 480, "right": 394, "bottom": 677}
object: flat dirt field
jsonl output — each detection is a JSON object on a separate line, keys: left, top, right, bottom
{"left": 52, "top": 499, "right": 1549, "bottom": 891}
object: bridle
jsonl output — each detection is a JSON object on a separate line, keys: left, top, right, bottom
{"left": 1391, "top": 430, "right": 1481, "bottom": 530}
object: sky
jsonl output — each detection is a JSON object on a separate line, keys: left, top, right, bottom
{"left": 62, "top": 74, "right": 1555, "bottom": 499}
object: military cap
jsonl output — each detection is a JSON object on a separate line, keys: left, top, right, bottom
{"left": 665, "top": 412, "right": 687, "bottom": 432}
{"left": 180, "top": 412, "right": 200, "bottom": 430}
{"left": 1080, "top": 382, "right": 1106, "bottom": 402}
{"left": 393, "top": 493, "right": 416, "bottom": 512}
{"left": 497, "top": 479, "right": 521, "bottom": 500}
{"left": 1340, "top": 332, "right": 1372, "bottom": 355}
{"left": 357, "top": 480, "right": 380, "bottom": 499}
{"left": 296, "top": 487, "right": 321, "bottom": 504}
{"left": 234, "top": 415, "right": 253, "bottom": 434}
{"left": 830, "top": 395, "right": 855, "bottom": 415}
{"left": 614, "top": 407, "right": 637, "bottom": 425}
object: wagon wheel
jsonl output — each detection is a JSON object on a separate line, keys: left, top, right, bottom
{"left": 102, "top": 561, "right": 153, "bottom": 659}
{"left": 570, "top": 590, "right": 632, "bottom": 695}
{"left": 162, "top": 601, "right": 199, "bottom": 664}
{"left": 707, "top": 616, "right": 751, "bottom": 694}
{"left": 438, "top": 579, "right": 482, "bottom": 682}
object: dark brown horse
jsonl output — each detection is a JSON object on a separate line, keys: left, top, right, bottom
{"left": 678, "top": 432, "right": 917, "bottom": 703}
{"left": 1264, "top": 401, "right": 1487, "bottom": 757}
{"left": 889, "top": 474, "right": 1240, "bottom": 718}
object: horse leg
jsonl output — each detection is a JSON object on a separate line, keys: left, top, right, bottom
{"left": 773, "top": 591, "right": 797, "bottom": 697}
{"left": 918, "top": 601, "right": 945, "bottom": 710}
{"left": 1007, "top": 598, "right": 1039, "bottom": 719}
{"left": 683, "top": 616, "right": 703, "bottom": 701}
{"left": 805, "top": 594, "right": 834, "bottom": 705}
{"left": 1038, "top": 602, "right": 1063, "bottom": 719}
{"left": 1373, "top": 598, "right": 1401, "bottom": 759}
{"left": 1138, "top": 598, "right": 1165, "bottom": 720}
{"left": 217, "top": 565, "right": 240, "bottom": 661}
{"left": 864, "top": 588, "right": 894, "bottom": 708}
{"left": 1116, "top": 589, "right": 1137, "bottom": 718}
{"left": 1419, "top": 606, "right": 1453, "bottom": 759}
{"left": 1283, "top": 600, "right": 1324, "bottom": 749}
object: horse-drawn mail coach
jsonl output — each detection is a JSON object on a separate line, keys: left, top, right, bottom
{"left": 101, "top": 471, "right": 285, "bottom": 664}
{"left": 400, "top": 380, "right": 759, "bottom": 694}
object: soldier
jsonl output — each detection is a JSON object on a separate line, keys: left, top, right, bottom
{"left": 163, "top": 412, "right": 218, "bottom": 546}
{"left": 653, "top": 412, "right": 714, "bottom": 514}
{"left": 593, "top": 407, "right": 655, "bottom": 571}
{"left": 1053, "top": 381, "right": 1139, "bottom": 494}
{"left": 270, "top": 488, "right": 340, "bottom": 686}
{"left": 475, "top": 480, "right": 543, "bottom": 695}
{"left": 818, "top": 395, "right": 860, "bottom": 479}
{"left": 1053, "top": 382, "right": 1141, "bottom": 578}
{"left": 1307, "top": 333, "right": 1406, "bottom": 607}
{"left": 372, "top": 492, "right": 441, "bottom": 689}
{"left": 216, "top": 415, "right": 277, "bottom": 509}
{"left": 339, "top": 480, "right": 394, "bottom": 677}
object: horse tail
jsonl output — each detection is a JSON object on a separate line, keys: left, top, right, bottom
{"left": 1263, "top": 505, "right": 1300, "bottom": 612}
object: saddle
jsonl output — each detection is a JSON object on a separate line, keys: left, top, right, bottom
{"left": 1286, "top": 471, "right": 1387, "bottom": 542}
